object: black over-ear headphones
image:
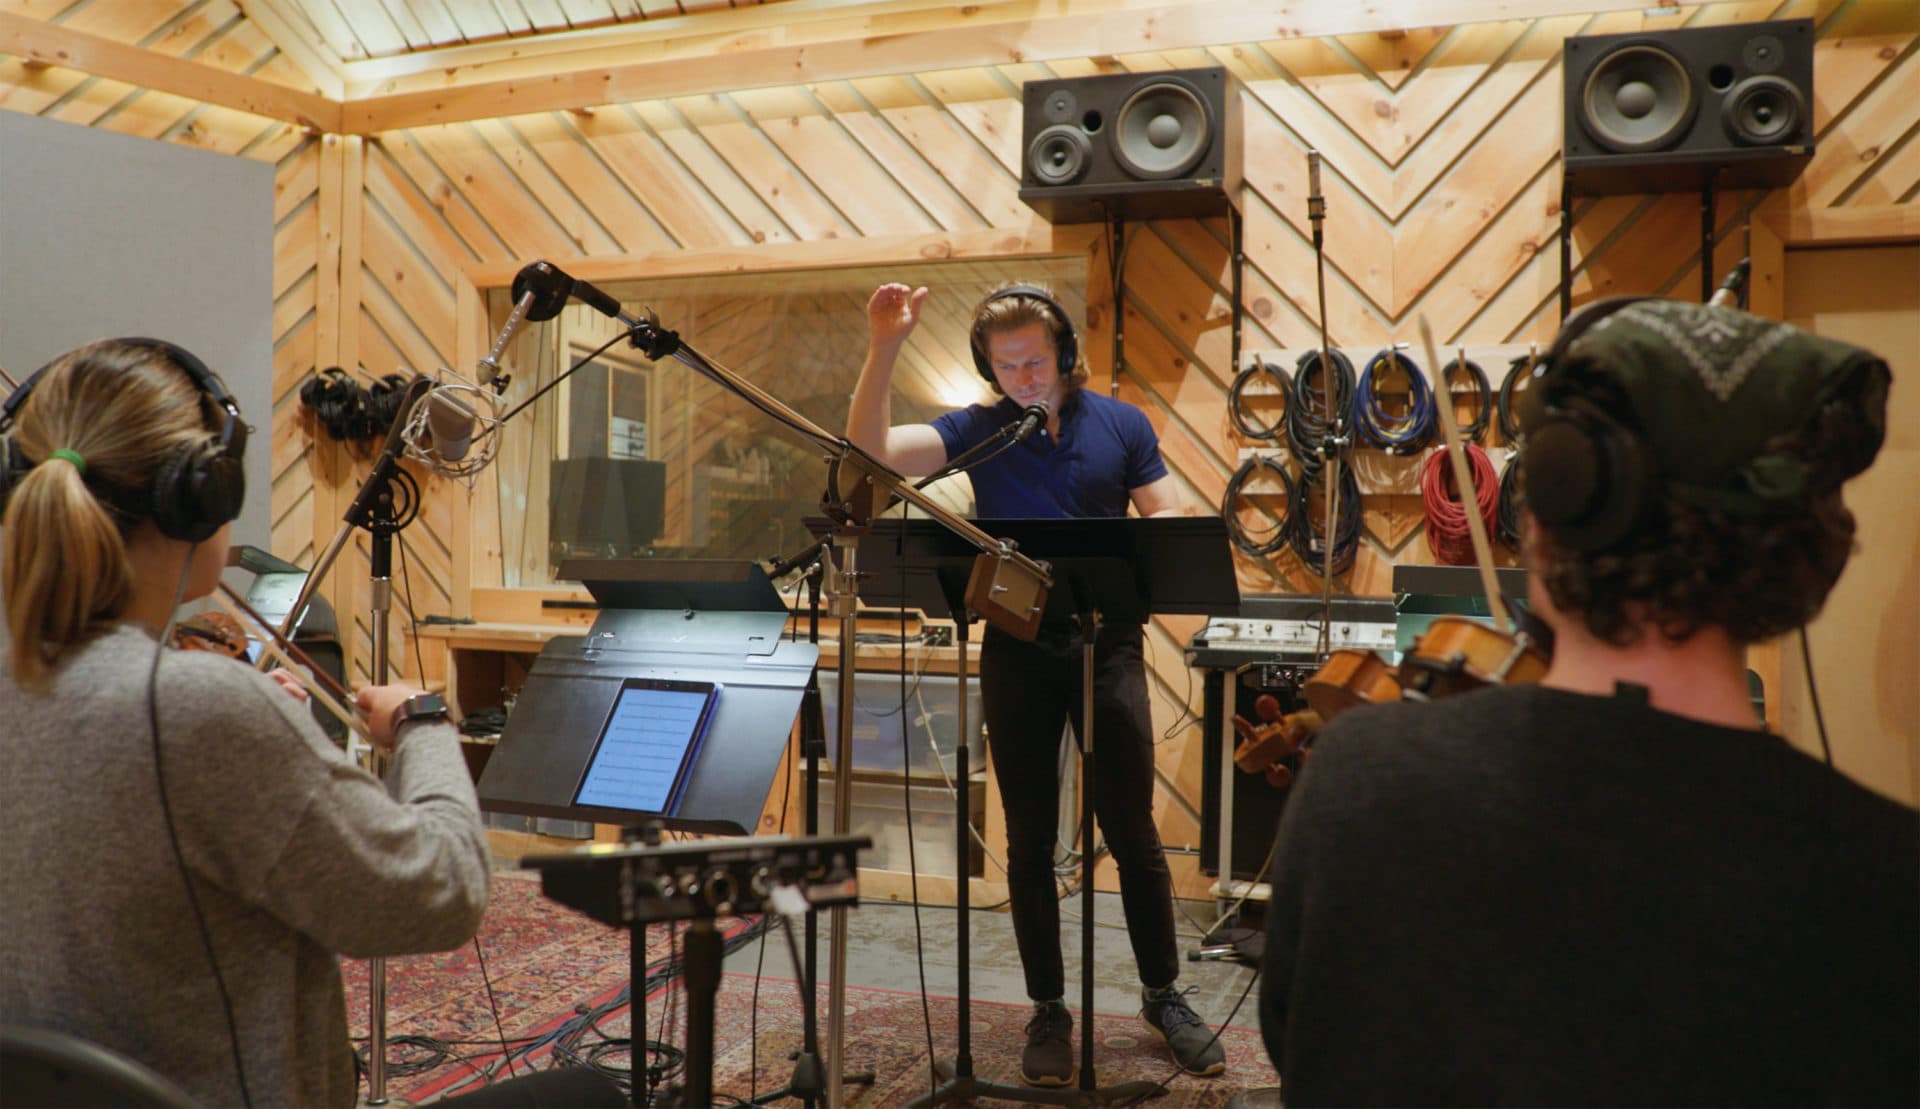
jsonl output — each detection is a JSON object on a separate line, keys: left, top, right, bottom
{"left": 969, "top": 284, "right": 1079, "bottom": 385}
{"left": 1516, "top": 296, "right": 1658, "bottom": 553}
{"left": 0, "top": 338, "right": 247, "bottom": 543}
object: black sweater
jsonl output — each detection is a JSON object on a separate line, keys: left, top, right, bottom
{"left": 1260, "top": 683, "right": 1919, "bottom": 1107}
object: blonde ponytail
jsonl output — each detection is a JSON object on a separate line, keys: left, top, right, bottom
{"left": 4, "top": 459, "right": 133, "bottom": 688}
{"left": 2, "top": 341, "right": 216, "bottom": 690}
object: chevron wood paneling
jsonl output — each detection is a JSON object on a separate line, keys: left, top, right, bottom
{"left": 4, "top": 0, "right": 1913, "bottom": 871}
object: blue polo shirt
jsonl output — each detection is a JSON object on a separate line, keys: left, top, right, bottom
{"left": 929, "top": 389, "right": 1168, "bottom": 518}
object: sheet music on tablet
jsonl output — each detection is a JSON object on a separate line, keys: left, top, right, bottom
{"left": 573, "top": 678, "right": 721, "bottom": 815}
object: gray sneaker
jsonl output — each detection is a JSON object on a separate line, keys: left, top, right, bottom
{"left": 1021, "top": 1000, "right": 1075, "bottom": 1087}
{"left": 1141, "top": 984, "right": 1226, "bottom": 1076}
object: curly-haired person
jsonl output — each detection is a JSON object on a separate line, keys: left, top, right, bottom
{"left": 1259, "top": 299, "right": 1916, "bottom": 1107}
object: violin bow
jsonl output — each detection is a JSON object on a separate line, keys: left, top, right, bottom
{"left": 211, "top": 582, "right": 366, "bottom": 737}
{"left": 1417, "top": 317, "right": 1513, "bottom": 636}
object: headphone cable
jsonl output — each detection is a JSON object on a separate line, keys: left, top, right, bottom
{"left": 151, "top": 557, "right": 254, "bottom": 1107}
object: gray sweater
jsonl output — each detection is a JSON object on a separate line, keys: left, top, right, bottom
{"left": 2, "top": 623, "right": 492, "bottom": 1108}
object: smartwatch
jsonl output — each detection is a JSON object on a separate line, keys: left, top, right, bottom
{"left": 388, "top": 691, "right": 449, "bottom": 736}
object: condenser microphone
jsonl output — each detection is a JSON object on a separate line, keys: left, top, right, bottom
{"left": 420, "top": 387, "right": 477, "bottom": 463}
{"left": 1708, "top": 257, "right": 1751, "bottom": 309}
{"left": 1009, "top": 401, "right": 1049, "bottom": 444}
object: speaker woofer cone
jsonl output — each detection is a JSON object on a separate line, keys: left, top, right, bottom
{"left": 1028, "top": 124, "right": 1093, "bottom": 185}
{"left": 1112, "top": 77, "right": 1212, "bottom": 180}
{"left": 1579, "top": 43, "right": 1697, "bottom": 153}
{"left": 1722, "top": 75, "right": 1805, "bottom": 146}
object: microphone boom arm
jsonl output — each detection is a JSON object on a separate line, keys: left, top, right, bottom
{"left": 621, "top": 312, "right": 1053, "bottom": 594}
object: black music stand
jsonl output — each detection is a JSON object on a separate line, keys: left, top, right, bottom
{"left": 477, "top": 560, "right": 817, "bottom": 1104}
{"left": 849, "top": 517, "right": 1238, "bottom": 1103}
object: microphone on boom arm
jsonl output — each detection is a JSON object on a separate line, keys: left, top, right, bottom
{"left": 476, "top": 261, "right": 642, "bottom": 394}
{"left": 1708, "top": 257, "right": 1751, "bottom": 310}
{"left": 1009, "top": 400, "right": 1050, "bottom": 445}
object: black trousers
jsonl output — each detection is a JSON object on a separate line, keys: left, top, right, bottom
{"left": 979, "top": 620, "right": 1179, "bottom": 1002}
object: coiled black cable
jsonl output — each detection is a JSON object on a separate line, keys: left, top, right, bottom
{"left": 1497, "top": 450, "right": 1525, "bottom": 548}
{"left": 1441, "top": 356, "right": 1492, "bottom": 443}
{"left": 1352, "top": 349, "right": 1436, "bottom": 455}
{"left": 1220, "top": 454, "right": 1294, "bottom": 558}
{"left": 1497, "top": 354, "right": 1535, "bottom": 444}
{"left": 1286, "top": 348, "right": 1355, "bottom": 480}
{"left": 1288, "top": 460, "right": 1362, "bottom": 577}
{"left": 1227, "top": 356, "right": 1290, "bottom": 441}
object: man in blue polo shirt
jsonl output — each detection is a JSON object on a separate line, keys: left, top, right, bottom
{"left": 846, "top": 281, "right": 1227, "bottom": 1087}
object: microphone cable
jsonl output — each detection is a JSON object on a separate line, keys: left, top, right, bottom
{"left": 1496, "top": 450, "right": 1525, "bottom": 549}
{"left": 1441, "top": 355, "right": 1492, "bottom": 444}
{"left": 1286, "top": 348, "right": 1355, "bottom": 481}
{"left": 1352, "top": 349, "right": 1436, "bottom": 456}
{"left": 1420, "top": 443, "right": 1500, "bottom": 566}
{"left": 1288, "top": 461, "right": 1361, "bottom": 577}
{"left": 1227, "top": 356, "right": 1289, "bottom": 442}
{"left": 1220, "top": 454, "right": 1293, "bottom": 558}
{"left": 1497, "top": 353, "right": 1534, "bottom": 444}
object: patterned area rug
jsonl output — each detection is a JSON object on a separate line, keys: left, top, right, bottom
{"left": 343, "top": 873, "right": 1280, "bottom": 1105}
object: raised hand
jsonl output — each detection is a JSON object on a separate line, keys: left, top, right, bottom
{"left": 867, "top": 283, "right": 929, "bottom": 346}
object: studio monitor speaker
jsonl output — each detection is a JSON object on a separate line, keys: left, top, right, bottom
{"left": 1019, "top": 66, "right": 1243, "bottom": 223}
{"left": 1563, "top": 18, "right": 1813, "bottom": 196}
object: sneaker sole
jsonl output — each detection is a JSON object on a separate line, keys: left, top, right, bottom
{"left": 1142, "top": 1016, "right": 1227, "bottom": 1076}
{"left": 1021, "top": 1068, "right": 1077, "bottom": 1087}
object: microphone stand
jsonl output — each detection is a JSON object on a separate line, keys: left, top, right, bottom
{"left": 749, "top": 556, "right": 878, "bottom": 1106}
{"left": 272, "top": 375, "right": 432, "bottom": 1105}
{"left": 1305, "top": 150, "right": 1346, "bottom": 661}
{"left": 610, "top": 307, "right": 1052, "bottom": 1109}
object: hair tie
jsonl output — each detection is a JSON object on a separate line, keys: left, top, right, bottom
{"left": 47, "top": 448, "right": 86, "bottom": 476}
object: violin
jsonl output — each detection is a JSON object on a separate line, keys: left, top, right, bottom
{"left": 171, "top": 611, "right": 251, "bottom": 659}
{"left": 1231, "top": 323, "right": 1551, "bottom": 786}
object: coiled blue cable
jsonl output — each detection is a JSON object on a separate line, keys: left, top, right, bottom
{"left": 1353, "top": 349, "right": 1436, "bottom": 455}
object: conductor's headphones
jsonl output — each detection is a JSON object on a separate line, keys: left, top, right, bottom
{"left": 0, "top": 338, "right": 248, "bottom": 544}
{"left": 969, "top": 284, "right": 1079, "bottom": 386}
{"left": 1515, "top": 296, "right": 1659, "bottom": 553}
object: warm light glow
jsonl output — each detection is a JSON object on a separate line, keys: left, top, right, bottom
{"left": 939, "top": 380, "right": 984, "bottom": 408}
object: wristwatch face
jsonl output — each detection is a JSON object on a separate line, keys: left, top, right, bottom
{"left": 402, "top": 691, "right": 448, "bottom": 720}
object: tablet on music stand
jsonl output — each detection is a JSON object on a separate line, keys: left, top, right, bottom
{"left": 572, "top": 678, "right": 722, "bottom": 816}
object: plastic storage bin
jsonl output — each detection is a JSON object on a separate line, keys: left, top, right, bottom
{"left": 816, "top": 671, "right": 986, "bottom": 777}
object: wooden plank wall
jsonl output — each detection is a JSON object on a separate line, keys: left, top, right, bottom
{"left": 3, "top": 0, "right": 1914, "bottom": 879}
{"left": 0, "top": 0, "right": 334, "bottom": 621}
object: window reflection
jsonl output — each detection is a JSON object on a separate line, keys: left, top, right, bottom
{"left": 489, "top": 258, "right": 1088, "bottom": 589}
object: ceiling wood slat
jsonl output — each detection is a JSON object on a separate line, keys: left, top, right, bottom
{"left": 0, "top": 9, "right": 340, "bottom": 127}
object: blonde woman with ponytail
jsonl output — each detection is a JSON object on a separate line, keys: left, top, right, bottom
{"left": 0, "top": 341, "right": 619, "bottom": 1109}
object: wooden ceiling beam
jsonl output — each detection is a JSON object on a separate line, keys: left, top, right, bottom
{"left": 232, "top": 0, "right": 347, "bottom": 99}
{"left": 341, "top": 0, "right": 1715, "bottom": 134}
{"left": 0, "top": 10, "right": 341, "bottom": 131}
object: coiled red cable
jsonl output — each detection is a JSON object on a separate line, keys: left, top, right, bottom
{"left": 1420, "top": 443, "right": 1499, "bottom": 566}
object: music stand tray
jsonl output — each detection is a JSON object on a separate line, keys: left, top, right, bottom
{"left": 476, "top": 559, "right": 816, "bottom": 835}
